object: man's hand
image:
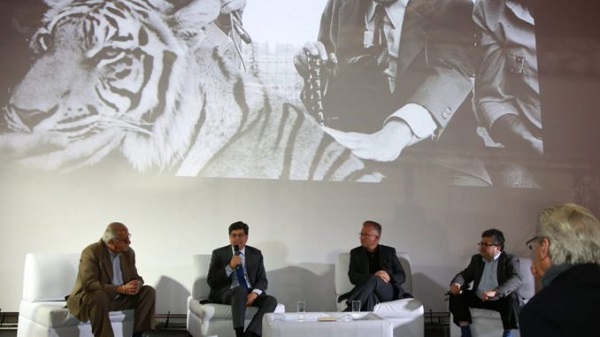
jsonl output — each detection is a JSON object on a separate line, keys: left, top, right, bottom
{"left": 219, "top": 0, "right": 246, "bottom": 14}
{"left": 375, "top": 270, "right": 390, "bottom": 283}
{"left": 481, "top": 289, "right": 497, "bottom": 301}
{"left": 293, "top": 41, "right": 336, "bottom": 78}
{"left": 323, "top": 119, "right": 414, "bottom": 162}
{"left": 229, "top": 255, "right": 242, "bottom": 269}
{"left": 121, "top": 280, "right": 142, "bottom": 295}
{"left": 449, "top": 283, "right": 462, "bottom": 295}
{"left": 246, "top": 292, "right": 258, "bottom": 306}
{"left": 0, "top": 132, "right": 68, "bottom": 160}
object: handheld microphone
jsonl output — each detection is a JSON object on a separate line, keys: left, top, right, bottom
{"left": 234, "top": 244, "right": 241, "bottom": 255}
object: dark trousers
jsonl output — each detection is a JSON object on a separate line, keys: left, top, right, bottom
{"left": 449, "top": 290, "right": 521, "bottom": 330}
{"left": 219, "top": 286, "right": 278, "bottom": 336}
{"left": 81, "top": 285, "right": 156, "bottom": 337}
{"left": 347, "top": 274, "right": 395, "bottom": 311}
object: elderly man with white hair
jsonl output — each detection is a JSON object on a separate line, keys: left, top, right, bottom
{"left": 520, "top": 203, "right": 600, "bottom": 337}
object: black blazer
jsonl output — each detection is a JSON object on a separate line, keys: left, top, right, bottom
{"left": 346, "top": 244, "right": 407, "bottom": 299}
{"left": 451, "top": 252, "right": 524, "bottom": 299}
{"left": 207, "top": 245, "right": 269, "bottom": 301}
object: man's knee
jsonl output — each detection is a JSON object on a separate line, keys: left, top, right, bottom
{"left": 138, "top": 285, "right": 156, "bottom": 301}
{"left": 83, "top": 290, "right": 111, "bottom": 309}
{"left": 262, "top": 295, "right": 278, "bottom": 312}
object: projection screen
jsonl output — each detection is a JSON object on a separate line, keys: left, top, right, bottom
{"left": 0, "top": 0, "right": 555, "bottom": 189}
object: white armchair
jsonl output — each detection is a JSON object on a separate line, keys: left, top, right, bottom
{"left": 335, "top": 252, "right": 425, "bottom": 337}
{"left": 449, "top": 257, "right": 535, "bottom": 337}
{"left": 186, "top": 254, "right": 285, "bottom": 337}
{"left": 17, "top": 253, "right": 134, "bottom": 337}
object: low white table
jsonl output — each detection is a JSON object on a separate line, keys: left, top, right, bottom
{"left": 263, "top": 312, "right": 393, "bottom": 337}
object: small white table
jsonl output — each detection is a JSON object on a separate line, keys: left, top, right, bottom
{"left": 263, "top": 312, "right": 393, "bottom": 337}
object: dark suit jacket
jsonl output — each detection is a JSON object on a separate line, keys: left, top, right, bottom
{"left": 347, "top": 245, "right": 407, "bottom": 299}
{"left": 67, "top": 239, "right": 143, "bottom": 321}
{"left": 451, "top": 252, "right": 523, "bottom": 299}
{"left": 207, "top": 245, "right": 269, "bottom": 301}
{"left": 317, "top": 0, "right": 476, "bottom": 133}
{"left": 519, "top": 264, "right": 600, "bottom": 337}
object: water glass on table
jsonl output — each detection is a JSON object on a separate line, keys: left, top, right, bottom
{"left": 351, "top": 300, "right": 361, "bottom": 319}
{"left": 296, "top": 300, "right": 306, "bottom": 321}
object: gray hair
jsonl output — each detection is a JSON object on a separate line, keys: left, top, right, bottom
{"left": 102, "top": 222, "right": 127, "bottom": 244}
{"left": 538, "top": 203, "right": 600, "bottom": 265}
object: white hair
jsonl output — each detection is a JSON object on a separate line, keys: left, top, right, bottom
{"left": 538, "top": 203, "right": 600, "bottom": 265}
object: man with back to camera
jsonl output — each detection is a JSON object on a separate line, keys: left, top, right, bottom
{"left": 339, "top": 220, "right": 410, "bottom": 311}
{"left": 67, "top": 222, "right": 156, "bottom": 337}
{"left": 207, "top": 221, "right": 277, "bottom": 337}
{"left": 519, "top": 203, "right": 600, "bottom": 337}
{"left": 448, "top": 228, "right": 523, "bottom": 337}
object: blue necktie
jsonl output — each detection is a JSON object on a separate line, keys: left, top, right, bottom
{"left": 235, "top": 255, "right": 249, "bottom": 289}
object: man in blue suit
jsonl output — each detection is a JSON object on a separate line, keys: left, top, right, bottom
{"left": 207, "top": 221, "right": 277, "bottom": 337}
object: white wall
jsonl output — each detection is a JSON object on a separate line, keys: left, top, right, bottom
{"left": 0, "top": 163, "right": 581, "bottom": 314}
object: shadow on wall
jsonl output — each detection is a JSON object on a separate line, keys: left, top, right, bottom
{"left": 155, "top": 275, "right": 191, "bottom": 315}
{"left": 412, "top": 270, "right": 455, "bottom": 312}
{"left": 267, "top": 263, "right": 337, "bottom": 312}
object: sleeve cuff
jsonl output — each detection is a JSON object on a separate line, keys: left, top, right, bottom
{"left": 385, "top": 103, "right": 437, "bottom": 139}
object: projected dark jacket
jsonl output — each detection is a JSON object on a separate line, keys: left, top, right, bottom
{"left": 315, "top": 0, "right": 477, "bottom": 134}
{"left": 472, "top": 0, "right": 541, "bottom": 137}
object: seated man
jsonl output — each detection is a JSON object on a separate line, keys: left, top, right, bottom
{"left": 520, "top": 203, "right": 600, "bottom": 337}
{"left": 67, "top": 222, "right": 156, "bottom": 337}
{"left": 448, "top": 228, "right": 523, "bottom": 337}
{"left": 207, "top": 221, "right": 277, "bottom": 337}
{"left": 340, "top": 220, "right": 410, "bottom": 311}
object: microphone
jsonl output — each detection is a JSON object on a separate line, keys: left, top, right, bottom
{"left": 234, "top": 244, "right": 241, "bottom": 256}
{"left": 231, "top": 10, "right": 252, "bottom": 44}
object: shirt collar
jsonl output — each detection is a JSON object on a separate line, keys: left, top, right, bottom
{"left": 506, "top": 0, "right": 534, "bottom": 25}
{"left": 482, "top": 251, "right": 502, "bottom": 263}
{"left": 368, "top": 0, "right": 408, "bottom": 28}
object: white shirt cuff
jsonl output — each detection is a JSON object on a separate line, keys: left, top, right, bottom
{"left": 384, "top": 103, "right": 436, "bottom": 140}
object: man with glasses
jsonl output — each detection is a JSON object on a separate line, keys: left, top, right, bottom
{"left": 519, "top": 203, "right": 600, "bottom": 337}
{"left": 67, "top": 222, "right": 156, "bottom": 337}
{"left": 448, "top": 229, "right": 523, "bottom": 337}
{"left": 207, "top": 221, "right": 277, "bottom": 337}
{"left": 339, "top": 220, "right": 410, "bottom": 311}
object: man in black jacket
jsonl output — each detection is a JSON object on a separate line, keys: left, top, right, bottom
{"left": 341, "top": 220, "right": 409, "bottom": 311}
{"left": 207, "top": 221, "right": 277, "bottom": 337}
{"left": 448, "top": 229, "right": 523, "bottom": 337}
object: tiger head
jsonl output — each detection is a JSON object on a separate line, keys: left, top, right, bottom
{"left": 2, "top": 0, "right": 223, "bottom": 172}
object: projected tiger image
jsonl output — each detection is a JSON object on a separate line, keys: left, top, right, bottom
{"left": 0, "top": 0, "right": 383, "bottom": 182}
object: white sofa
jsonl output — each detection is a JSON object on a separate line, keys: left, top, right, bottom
{"left": 186, "top": 254, "right": 285, "bottom": 337}
{"left": 17, "top": 253, "right": 135, "bottom": 337}
{"left": 335, "top": 252, "right": 425, "bottom": 337}
{"left": 449, "top": 257, "right": 535, "bottom": 337}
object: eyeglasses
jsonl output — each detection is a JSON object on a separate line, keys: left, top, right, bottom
{"left": 477, "top": 242, "right": 498, "bottom": 247}
{"left": 116, "top": 234, "right": 131, "bottom": 244}
{"left": 525, "top": 236, "right": 540, "bottom": 250}
{"left": 230, "top": 233, "right": 246, "bottom": 238}
{"left": 359, "top": 232, "right": 378, "bottom": 239}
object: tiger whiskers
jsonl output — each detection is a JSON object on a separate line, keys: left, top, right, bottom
{"left": 96, "top": 116, "right": 154, "bottom": 136}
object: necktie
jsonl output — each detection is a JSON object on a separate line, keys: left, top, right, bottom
{"left": 373, "top": 4, "right": 387, "bottom": 48}
{"left": 372, "top": 4, "right": 389, "bottom": 69}
{"left": 235, "top": 255, "right": 249, "bottom": 290}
